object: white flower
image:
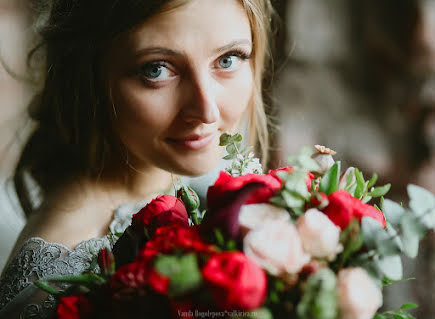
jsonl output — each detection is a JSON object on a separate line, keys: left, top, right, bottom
{"left": 225, "top": 152, "right": 263, "bottom": 176}
{"left": 337, "top": 267, "right": 383, "bottom": 319}
{"left": 338, "top": 167, "right": 356, "bottom": 190}
{"left": 297, "top": 208, "right": 343, "bottom": 261}
{"left": 239, "top": 203, "right": 290, "bottom": 235}
{"left": 243, "top": 220, "right": 310, "bottom": 276}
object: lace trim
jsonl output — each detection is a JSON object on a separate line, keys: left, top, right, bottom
{"left": 0, "top": 201, "right": 149, "bottom": 318}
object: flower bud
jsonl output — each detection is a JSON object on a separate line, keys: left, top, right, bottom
{"left": 177, "top": 185, "right": 200, "bottom": 213}
{"left": 98, "top": 248, "right": 115, "bottom": 277}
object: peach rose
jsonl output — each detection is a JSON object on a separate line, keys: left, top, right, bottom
{"left": 337, "top": 267, "right": 383, "bottom": 319}
{"left": 297, "top": 208, "right": 343, "bottom": 261}
{"left": 243, "top": 220, "right": 310, "bottom": 276}
{"left": 238, "top": 203, "right": 290, "bottom": 235}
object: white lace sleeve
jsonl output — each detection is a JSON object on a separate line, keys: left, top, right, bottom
{"left": 0, "top": 237, "right": 111, "bottom": 318}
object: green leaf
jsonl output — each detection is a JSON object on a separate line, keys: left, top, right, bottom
{"left": 269, "top": 196, "right": 287, "bottom": 208}
{"left": 338, "top": 220, "right": 363, "bottom": 267}
{"left": 361, "top": 218, "right": 400, "bottom": 256}
{"left": 41, "top": 273, "right": 106, "bottom": 286}
{"left": 282, "top": 190, "right": 305, "bottom": 208}
{"left": 361, "top": 217, "right": 384, "bottom": 250}
{"left": 34, "top": 280, "right": 62, "bottom": 295}
{"left": 219, "top": 133, "right": 232, "bottom": 146}
{"left": 400, "top": 303, "right": 418, "bottom": 310}
{"left": 376, "top": 255, "right": 403, "bottom": 281}
{"left": 223, "top": 154, "right": 237, "bottom": 160}
{"left": 319, "top": 161, "right": 341, "bottom": 195}
{"left": 354, "top": 169, "right": 365, "bottom": 199}
{"left": 382, "top": 199, "right": 405, "bottom": 226}
{"left": 226, "top": 144, "right": 237, "bottom": 155}
{"left": 154, "top": 254, "right": 202, "bottom": 297}
{"left": 297, "top": 268, "right": 338, "bottom": 319}
{"left": 400, "top": 214, "right": 427, "bottom": 258}
{"left": 408, "top": 184, "right": 435, "bottom": 229}
{"left": 368, "top": 184, "right": 391, "bottom": 198}
{"left": 232, "top": 133, "right": 243, "bottom": 143}
{"left": 368, "top": 173, "right": 378, "bottom": 188}
{"left": 284, "top": 169, "right": 311, "bottom": 199}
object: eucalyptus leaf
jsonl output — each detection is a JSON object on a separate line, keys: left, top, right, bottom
{"left": 319, "top": 161, "right": 341, "bottom": 195}
{"left": 284, "top": 169, "right": 310, "bottom": 199}
{"left": 282, "top": 190, "right": 305, "bottom": 208}
{"left": 376, "top": 255, "right": 403, "bottom": 281}
{"left": 223, "top": 154, "right": 237, "bottom": 160}
{"left": 400, "top": 215, "right": 426, "bottom": 258}
{"left": 269, "top": 196, "right": 287, "bottom": 208}
{"left": 232, "top": 133, "right": 243, "bottom": 143}
{"left": 382, "top": 199, "right": 405, "bottom": 226}
{"left": 219, "top": 133, "right": 232, "bottom": 146}
{"left": 361, "top": 217, "right": 384, "bottom": 250}
{"left": 226, "top": 144, "right": 237, "bottom": 155}
{"left": 408, "top": 184, "right": 435, "bottom": 229}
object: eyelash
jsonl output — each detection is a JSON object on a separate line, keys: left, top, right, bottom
{"left": 137, "top": 49, "right": 252, "bottom": 83}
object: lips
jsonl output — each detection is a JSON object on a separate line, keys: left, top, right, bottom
{"left": 167, "top": 132, "right": 218, "bottom": 150}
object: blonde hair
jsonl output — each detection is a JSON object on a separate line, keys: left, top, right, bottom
{"left": 240, "top": 0, "right": 275, "bottom": 167}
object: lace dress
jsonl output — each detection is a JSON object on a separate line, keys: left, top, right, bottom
{"left": 0, "top": 201, "right": 147, "bottom": 318}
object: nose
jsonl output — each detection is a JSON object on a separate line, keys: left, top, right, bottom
{"left": 181, "top": 72, "right": 220, "bottom": 124}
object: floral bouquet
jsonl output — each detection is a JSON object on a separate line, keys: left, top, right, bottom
{"left": 36, "top": 133, "right": 435, "bottom": 319}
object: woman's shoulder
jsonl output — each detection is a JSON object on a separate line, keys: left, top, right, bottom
{"left": 0, "top": 236, "right": 111, "bottom": 317}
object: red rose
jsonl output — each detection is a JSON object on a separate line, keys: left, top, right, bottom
{"left": 269, "top": 166, "right": 315, "bottom": 191}
{"left": 132, "top": 195, "right": 189, "bottom": 237}
{"left": 322, "top": 190, "right": 386, "bottom": 230}
{"left": 109, "top": 260, "right": 170, "bottom": 298}
{"left": 138, "top": 224, "right": 216, "bottom": 261}
{"left": 202, "top": 252, "right": 267, "bottom": 311}
{"left": 57, "top": 295, "right": 95, "bottom": 319}
{"left": 207, "top": 171, "right": 281, "bottom": 209}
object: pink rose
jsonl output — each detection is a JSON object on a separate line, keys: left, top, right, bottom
{"left": 337, "top": 267, "right": 383, "bottom": 319}
{"left": 243, "top": 220, "right": 310, "bottom": 276}
{"left": 297, "top": 208, "right": 342, "bottom": 261}
{"left": 238, "top": 203, "right": 290, "bottom": 236}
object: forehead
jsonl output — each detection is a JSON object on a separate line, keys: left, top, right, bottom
{"left": 121, "top": 0, "right": 252, "bottom": 52}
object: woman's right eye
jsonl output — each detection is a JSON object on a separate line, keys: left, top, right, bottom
{"left": 137, "top": 62, "right": 175, "bottom": 82}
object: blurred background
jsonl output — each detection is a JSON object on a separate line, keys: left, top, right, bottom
{"left": 0, "top": 0, "right": 434, "bottom": 317}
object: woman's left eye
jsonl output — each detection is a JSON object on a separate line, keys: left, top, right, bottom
{"left": 216, "top": 52, "right": 250, "bottom": 71}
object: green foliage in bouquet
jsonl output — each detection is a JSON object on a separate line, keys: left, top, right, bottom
{"left": 34, "top": 133, "right": 435, "bottom": 319}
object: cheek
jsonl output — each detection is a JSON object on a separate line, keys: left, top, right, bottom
{"left": 219, "top": 67, "right": 254, "bottom": 129}
{"left": 112, "top": 79, "right": 177, "bottom": 138}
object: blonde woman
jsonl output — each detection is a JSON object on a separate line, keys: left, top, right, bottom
{"left": 0, "top": 0, "right": 275, "bottom": 317}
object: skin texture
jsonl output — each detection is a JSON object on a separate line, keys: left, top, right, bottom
{"left": 9, "top": 0, "right": 254, "bottom": 252}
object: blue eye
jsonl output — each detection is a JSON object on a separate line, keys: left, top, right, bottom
{"left": 219, "top": 56, "right": 233, "bottom": 69}
{"left": 138, "top": 62, "right": 175, "bottom": 83}
{"left": 142, "top": 64, "right": 163, "bottom": 78}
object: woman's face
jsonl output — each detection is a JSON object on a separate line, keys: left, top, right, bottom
{"left": 103, "top": 0, "right": 254, "bottom": 176}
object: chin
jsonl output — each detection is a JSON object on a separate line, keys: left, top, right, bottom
{"left": 169, "top": 151, "right": 223, "bottom": 176}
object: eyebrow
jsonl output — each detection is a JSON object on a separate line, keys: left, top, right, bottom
{"left": 134, "top": 39, "right": 252, "bottom": 58}
{"left": 213, "top": 39, "right": 252, "bottom": 54}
